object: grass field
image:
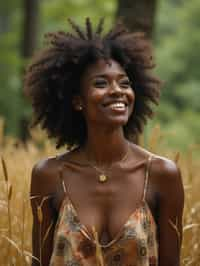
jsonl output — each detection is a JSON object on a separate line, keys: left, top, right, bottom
{"left": 0, "top": 121, "right": 199, "bottom": 265}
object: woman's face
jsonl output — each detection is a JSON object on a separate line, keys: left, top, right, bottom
{"left": 75, "top": 59, "right": 135, "bottom": 129}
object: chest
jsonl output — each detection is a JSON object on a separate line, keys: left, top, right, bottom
{"left": 53, "top": 164, "right": 156, "bottom": 245}
{"left": 51, "top": 199, "right": 158, "bottom": 266}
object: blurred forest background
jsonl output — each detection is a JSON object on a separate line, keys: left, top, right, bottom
{"left": 0, "top": 0, "right": 200, "bottom": 151}
{"left": 0, "top": 1, "right": 200, "bottom": 265}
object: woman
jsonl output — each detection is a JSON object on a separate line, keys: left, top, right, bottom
{"left": 25, "top": 18, "right": 184, "bottom": 266}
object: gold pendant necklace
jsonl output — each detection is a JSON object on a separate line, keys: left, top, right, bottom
{"left": 99, "top": 174, "right": 108, "bottom": 183}
{"left": 87, "top": 144, "right": 130, "bottom": 183}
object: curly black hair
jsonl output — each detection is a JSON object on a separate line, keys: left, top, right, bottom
{"left": 24, "top": 18, "right": 161, "bottom": 149}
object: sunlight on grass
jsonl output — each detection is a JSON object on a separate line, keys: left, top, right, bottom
{"left": 0, "top": 118, "right": 199, "bottom": 265}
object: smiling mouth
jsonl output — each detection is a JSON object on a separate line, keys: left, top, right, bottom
{"left": 103, "top": 102, "right": 128, "bottom": 112}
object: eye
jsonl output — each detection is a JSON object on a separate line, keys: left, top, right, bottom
{"left": 93, "top": 78, "right": 108, "bottom": 88}
{"left": 119, "top": 78, "right": 132, "bottom": 88}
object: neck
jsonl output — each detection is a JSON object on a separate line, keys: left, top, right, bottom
{"left": 83, "top": 126, "right": 129, "bottom": 167}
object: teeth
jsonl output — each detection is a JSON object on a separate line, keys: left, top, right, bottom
{"left": 109, "top": 103, "right": 125, "bottom": 108}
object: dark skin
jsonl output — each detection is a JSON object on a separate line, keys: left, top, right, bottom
{"left": 31, "top": 59, "right": 184, "bottom": 266}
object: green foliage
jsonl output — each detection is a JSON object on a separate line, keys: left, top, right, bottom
{"left": 156, "top": 0, "right": 200, "bottom": 103}
{"left": 0, "top": 1, "right": 23, "bottom": 134}
{"left": 39, "top": 0, "right": 117, "bottom": 47}
{"left": 0, "top": 0, "right": 199, "bottom": 150}
{"left": 0, "top": 0, "right": 117, "bottom": 137}
{"left": 152, "top": 0, "right": 200, "bottom": 149}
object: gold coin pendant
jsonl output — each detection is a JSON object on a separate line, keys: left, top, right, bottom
{"left": 99, "top": 174, "right": 108, "bottom": 183}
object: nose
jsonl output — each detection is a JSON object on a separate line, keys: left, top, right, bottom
{"left": 109, "top": 80, "right": 123, "bottom": 95}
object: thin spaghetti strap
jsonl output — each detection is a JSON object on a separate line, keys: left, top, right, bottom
{"left": 143, "top": 154, "right": 153, "bottom": 201}
{"left": 58, "top": 165, "right": 67, "bottom": 194}
{"left": 58, "top": 163, "right": 75, "bottom": 208}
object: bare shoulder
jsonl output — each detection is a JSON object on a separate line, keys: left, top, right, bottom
{"left": 151, "top": 155, "right": 180, "bottom": 179}
{"left": 150, "top": 155, "right": 184, "bottom": 201}
{"left": 30, "top": 156, "right": 61, "bottom": 197}
{"left": 129, "top": 143, "right": 183, "bottom": 198}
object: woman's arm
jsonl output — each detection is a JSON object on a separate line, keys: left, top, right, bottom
{"left": 153, "top": 158, "right": 184, "bottom": 266}
{"left": 30, "top": 159, "right": 59, "bottom": 266}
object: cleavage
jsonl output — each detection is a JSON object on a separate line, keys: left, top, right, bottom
{"left": 66, "top": 194, "right": 143, "bottom": 246}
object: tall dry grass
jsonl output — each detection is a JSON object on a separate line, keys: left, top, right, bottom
{"left": 0, "top": 119, "right": 199, "bottom": 265}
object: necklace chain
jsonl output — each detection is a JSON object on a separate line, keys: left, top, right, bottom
{"left": 86, "top": 143, "right": 130, "bottom": 183}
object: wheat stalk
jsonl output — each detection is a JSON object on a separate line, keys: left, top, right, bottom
{"left": 92, "top": 226, "right": 105, "bottom": 266}
{"left": 1, "top": 156, "right": 13, "bottom": 265}
{"left": 0, "top": 125, "right": 199, "bottom": 265}
{"left": 35, "top": 195, "right": 52, "bottom": 266}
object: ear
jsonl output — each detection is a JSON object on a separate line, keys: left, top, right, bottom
{"left": 72, "top": 95, "right": 83, "bottom": 111}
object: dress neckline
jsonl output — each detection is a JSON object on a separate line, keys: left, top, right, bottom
{"left": 60, "top": 194, "right": 156, "bottom": 249}
{"left": 58, "top": 154, "right": 155, "bottom": 248}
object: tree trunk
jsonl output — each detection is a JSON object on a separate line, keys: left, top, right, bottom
{"left": 116, "top": 0, "right": 158, "bottom": 38}
{"left": 21, "top": 0, "right": 39, "bottom": 57}
{"left": 20, "top": 0, "right": 39, "bottom": 142}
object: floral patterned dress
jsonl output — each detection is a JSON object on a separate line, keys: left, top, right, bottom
{"left": 50, "top": 155, "right": 158, "bottom": 266}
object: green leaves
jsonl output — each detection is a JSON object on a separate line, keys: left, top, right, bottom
{"left": 152, "top": 0, "right": 200, "bottom": 148}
